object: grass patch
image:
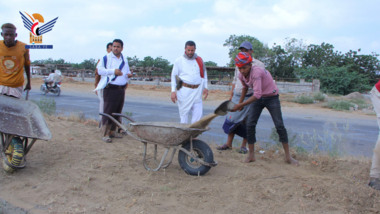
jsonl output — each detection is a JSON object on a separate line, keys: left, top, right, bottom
{"left": 32, "top": 98, "right": 56, "bottom": 115}
{"left": 349, "top": 98, "right": 370, "bottom": 110}
{"left": 293, "top": 95, "right": 314, "bottom": 104}
{"left": 325, "top": 100, "right": 353, "bottom": 111}
{"left": 313, "top": 92, "right": 325, "bottom": 102}
{"left": 269, "top": 127, "right": 297, "bottom": 147}
{"left": 124, "top": 111, "right": 133, "bottom": 117}
{"left": 66, "top": 112, "right": 86, "bottom": 122}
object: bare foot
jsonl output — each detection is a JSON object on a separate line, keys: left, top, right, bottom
{"left": 286, "top": 156, "right": 299, "bottom": 166}
{"left": 243, "top": 154, "right": 256, "bottom": 163}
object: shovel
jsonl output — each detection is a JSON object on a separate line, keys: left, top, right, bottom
{"left": 189, "top": 100, "right": 235, "bottom": 129}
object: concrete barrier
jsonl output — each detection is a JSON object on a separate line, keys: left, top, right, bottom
{"left": 60, "top": 76, "right": 320, "bottom": 93}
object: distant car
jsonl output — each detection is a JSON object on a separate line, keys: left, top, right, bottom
{"left": 210, "top": 80, "right": 218, "bottom": 85}
{"left": 130, "top": 77, "right": 138, "bottom": 80}
{"left": 161, "top": 78, "right": 171, "bottom": 82}
{"left": 144, "top": 78, "right": 153, "bottom": 81}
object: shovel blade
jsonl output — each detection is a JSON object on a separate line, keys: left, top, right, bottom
{"left": 214, "top": 100, "right": 236, "bottom": 116}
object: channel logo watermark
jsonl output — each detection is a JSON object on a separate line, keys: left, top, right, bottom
{"left": 19, "top": 11, "right": 58, "bottom": 49}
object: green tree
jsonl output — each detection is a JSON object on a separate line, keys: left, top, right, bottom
{"left": 32, "top": 58, "right": 67, "bottom": 65}
{"left": 302, "top": 43, "right": 343, "bottom": 68}
{"left": 284, "top": 37, "right": 307, "bottom": 67}
{"left": 223, "top": 34, "right": 269, "bottom": 66}
{"left": 79, "top": 58, "right": 97, "bottom": 70}
{"left": 154, "top": 57, "right": 172, "bottom": 73}
{"left": 296, "top": 66, "right": 371, "bottom": 95}
{"left": 141, "top": 56, "right": 155, "bottom": 67}
{"left": 267, "top": 44, "right": 296, "bottom": 79}
{"left": 342, "top": 50, "right": 379, "bottom": 84}
{"left": 204, "top": 61, "right": 217, "bottom": 66}
{"left": 127, "top": 56, "right": 141, "bottom": 67}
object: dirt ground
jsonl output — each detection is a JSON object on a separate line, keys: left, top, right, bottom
{"left": 0, "top": 77, "right": 379, "bottom": 214}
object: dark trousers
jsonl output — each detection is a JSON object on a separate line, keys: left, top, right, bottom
{"left": 246, "top": 95, "right": 288, "bottom": 144}
{"left": 102, "top": 85, "right": 125, "bottom": 135}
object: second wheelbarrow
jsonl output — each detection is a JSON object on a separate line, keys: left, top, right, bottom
{"left": 101, "top": 100, "right": 235, "bottom": 176}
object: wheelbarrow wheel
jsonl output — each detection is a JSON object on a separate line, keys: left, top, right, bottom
{"left": 2, "top": 137, "right": 24, "bottom": 172}
{"left": 178, "top": 139, "right": 214, "bottom": 176}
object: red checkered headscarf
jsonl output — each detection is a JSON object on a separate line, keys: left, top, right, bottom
{"left": 234, "top": 52, "right": 252, "bottom": 68}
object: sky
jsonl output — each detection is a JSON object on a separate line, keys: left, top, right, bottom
{"left": 1, "top": 0, "right": 379, "bottom": 66}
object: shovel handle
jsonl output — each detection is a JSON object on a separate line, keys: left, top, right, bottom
{"left": 25, "top": 90, "right": 29, "bottom": 100}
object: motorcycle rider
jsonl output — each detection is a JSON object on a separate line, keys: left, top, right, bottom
{"left": 45, "top": 69, "right": 61, "bottom": 89}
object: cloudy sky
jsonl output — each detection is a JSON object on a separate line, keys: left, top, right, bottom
{"left": 1, "top": 0, "right": 379, "bottom": 66}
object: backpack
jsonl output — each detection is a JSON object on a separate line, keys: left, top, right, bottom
{"left": 94, "top": 54, "right": 125, "bottom": 91}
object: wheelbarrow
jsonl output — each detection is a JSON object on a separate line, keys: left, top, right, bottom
{"left": 0, "top": 93, "right": 52, "bottom": 172}
{"left": 100, "top": 100, "right": 235, "bottom": 176}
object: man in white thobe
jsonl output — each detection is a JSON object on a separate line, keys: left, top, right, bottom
{"left": 171, "top": 40, "right": 208, "bottom": 124}
{"left": 369, "top": 80, "right": 380, "bottom": 190}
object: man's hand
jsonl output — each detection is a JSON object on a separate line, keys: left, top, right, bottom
{"left": 171, "top": 91, "right": 177, "bottom": 103}
{"left": 115, "top": 69, "right": 122, "bottom": 76}
{"left": 24, "top": 82, "right": 31, "bottom": 91}
{"left": 231, "top": 103, "right": 243, "bottom": 112}
{"left": 127, "top": 73, "right": 133, "bottom": 78}
{"left": 203, "top": 89, "right": 209, "bottom": 100}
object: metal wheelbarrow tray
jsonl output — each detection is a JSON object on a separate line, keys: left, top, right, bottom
{"left": 0, "top": 95, "right": 51, "bottom": 170}
{"left": 101, "top": 113, "right": 217, "bottom": 176}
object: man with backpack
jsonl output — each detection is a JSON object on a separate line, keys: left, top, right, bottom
{"left": 96, "top": 39, "right": 132, "bottom": 143}
{"left": 170, "top": 40, "right": 208, "bottom": 124}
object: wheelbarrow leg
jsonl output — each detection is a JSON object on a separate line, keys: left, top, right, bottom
{"left": 142, "top": 142, "right": 176, "bottom": 171}
{"left": 151, "top": 144, "right": 176, "bottom": 168}
{"left": 161, "top": 148, "right": 177, "bottom": 169}
{"left": 24, "top": 138, "right": 37, "bottom": 156}
{"left": 1, "top": 133, "right": 14, "bottom": 153}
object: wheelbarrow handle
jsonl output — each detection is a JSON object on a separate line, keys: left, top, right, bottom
{"left": 99, "top": 113, "right": 128, "bottom": 132}
{"left": 111, "top": 113, "right": 135, "bottom": 122}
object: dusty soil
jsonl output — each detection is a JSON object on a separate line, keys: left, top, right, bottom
{"left": 0, "top": 77, "right": 379, "bottom": 214}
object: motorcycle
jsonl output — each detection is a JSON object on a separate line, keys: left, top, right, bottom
{"left": 40, "top": 80, "right": 61, "bottom": 96}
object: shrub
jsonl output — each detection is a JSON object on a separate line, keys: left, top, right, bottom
{"left": 293, "top": 95, "right": 314, "bottom": 104}
{"left": 313, "top": 92, "right": 325, "bottom": 102}
{"left": 296, "top": 66, "right": 372, "bottom": 95}
{"left": 325, "top": 100, "right": 353, "bottom": 111}
{"left": 349, "top": 98, "right": 370, "bottom": 110}
{"left": 32, "top": 98, "right": 56, "bottom": 115}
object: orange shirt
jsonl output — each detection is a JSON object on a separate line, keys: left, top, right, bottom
{"left": 0, "top": 41, "right": 30, "bottom": 87}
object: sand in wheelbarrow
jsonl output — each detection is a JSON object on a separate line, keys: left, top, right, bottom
{"left": 189, "top": 100, "right": 235, "bottom": 129}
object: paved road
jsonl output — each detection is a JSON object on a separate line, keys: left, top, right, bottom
{"left": 27, "top": 88, "right": 378, "bottom": 158}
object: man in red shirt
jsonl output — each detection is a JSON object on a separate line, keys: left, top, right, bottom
{"left": 232, "top": 52, "right": 298, "bottom": 165}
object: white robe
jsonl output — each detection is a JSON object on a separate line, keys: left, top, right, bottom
{"left": 171, "top": 54, "right": 207, "bottom": 124}
{"left": 370, "top": 86, "right": 380, "bottom": 178}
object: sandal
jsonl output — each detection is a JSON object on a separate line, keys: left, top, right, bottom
{"left": 238, "top": 147, "right": 248, "bottom": 154}
{"left": 118, "top": 129, "right": 128, "bottom": 136}
{"left": 369, "top": 178, "right": 380, "bottom": 191}
{"left": 110, "top": 133, "right": 123, "bottom": 138}
{"left": 216, "top": 144, "right": 232, "bottom": 151}
{"left": 102, "top": 136, "right": 112, "bottom": 143}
